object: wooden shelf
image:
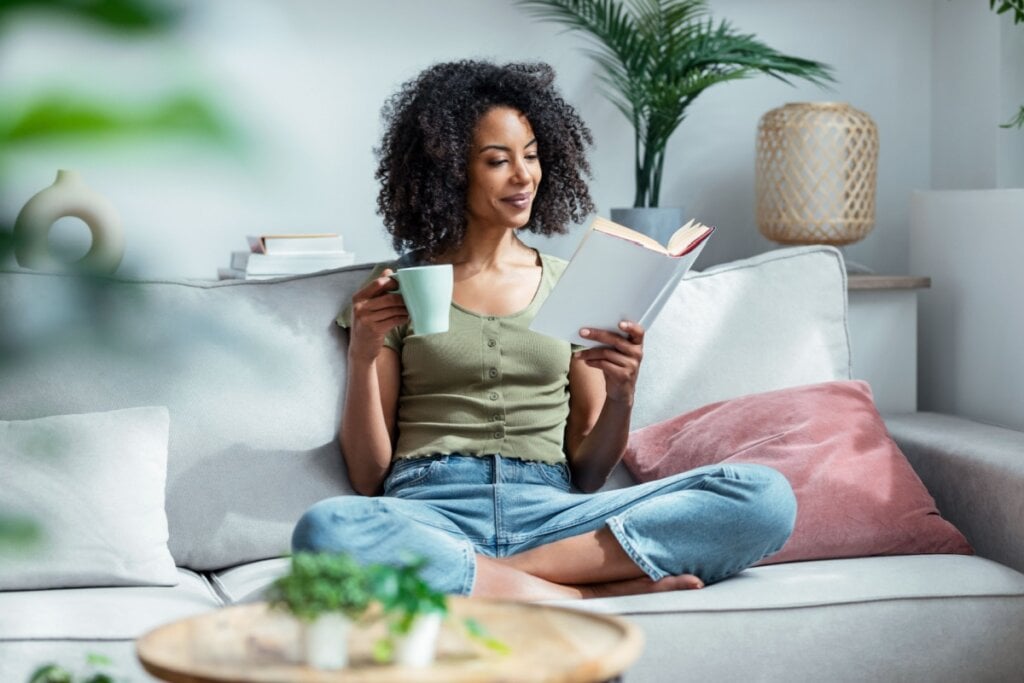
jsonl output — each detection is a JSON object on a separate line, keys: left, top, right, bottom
{"left": 847, "top": 275, "right": 931, "bottom": 291}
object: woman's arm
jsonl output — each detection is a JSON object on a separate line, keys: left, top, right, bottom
{"left": 339, "top": 271, "right": 408, "bottom": 496}
{"left": 564, "top": 321, "right": 645, "bottom": 493}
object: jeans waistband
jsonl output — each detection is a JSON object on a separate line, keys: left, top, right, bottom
{"left": 390, "top": 453, "right": 570, "bottom": 487}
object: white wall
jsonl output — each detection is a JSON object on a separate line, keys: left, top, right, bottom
{"left": 910, "top": 190, "right": 1024, "bottom": 431}
{"left": 931, "top": 0, "right": 1024, "bottom": 189}
{"left": 0, "top": 0, "right": 931, "bottom": 279}
{"left": 913, "top": 0, "right": 1024, "bottom": 430}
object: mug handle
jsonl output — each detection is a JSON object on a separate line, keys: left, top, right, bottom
{"left": 387, "top": 272, "right": 401, "bottom": 293}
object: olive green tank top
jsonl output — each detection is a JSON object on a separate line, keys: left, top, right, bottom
{"left": 337, "top": 252, "right": 576, "bottom": 464}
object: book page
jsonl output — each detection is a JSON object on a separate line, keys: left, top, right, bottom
{"left": 666, "top": 221, "right": 713, "bottom": 256}
{"left": 591, "top": 216, "right": 668, "bottom": 254}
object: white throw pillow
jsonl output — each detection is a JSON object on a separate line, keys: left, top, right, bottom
{"left": 632, "top": 246, "right": 851, "bottom": 430}
{"left": 0, "top": 406, "right": 178, "bottom": 589}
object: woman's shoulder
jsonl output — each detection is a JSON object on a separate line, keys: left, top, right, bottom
{"left": 538, "top": 252, "right": 570, "bottom": 280}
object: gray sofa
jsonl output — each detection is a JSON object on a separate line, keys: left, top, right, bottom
{"left": 2, "top": 245, "right": 1023, "bottom": 682}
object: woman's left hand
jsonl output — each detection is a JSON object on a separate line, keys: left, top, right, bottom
{"left": 574, "top": 321, "right": 645, "bottom": 404}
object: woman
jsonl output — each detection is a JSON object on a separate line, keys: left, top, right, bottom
{"left": 293, "top": 60, "right": 796, "bottom": 600}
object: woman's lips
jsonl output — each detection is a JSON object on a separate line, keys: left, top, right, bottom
{"left": 502, "top": 193, "right": 532, "bottom": 209}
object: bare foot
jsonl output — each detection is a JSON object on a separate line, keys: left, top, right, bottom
{"left": 472, "top": 555, "right": 704, "bottom": 601}
{"left": 577, "top": 573, "right": 705, "bottom": 599}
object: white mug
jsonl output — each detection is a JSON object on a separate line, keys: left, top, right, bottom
{"left": 390, "top": 264, "right": 453, "bottom": 336}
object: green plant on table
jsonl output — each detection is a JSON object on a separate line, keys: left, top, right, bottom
{"left": 267, "top": 552, "right": 372, "bottom": 621}
{"left": 517, "top": 0, "right": 834, "bottom": 208}
{"left": 365, "top": 557, "right": 449, "bottom": 662}
{"left": 367, "top": 557, "right": 511, "bottom": 662}
{"left": 27, "top": 653, "right": 117, "bottom": 683}
{"left": 269, "top": 553, "right": 508, "bottom": 663}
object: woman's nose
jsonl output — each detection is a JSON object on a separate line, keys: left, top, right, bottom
{"left": 511, "top": 158, "right": 531, "bottom": 183}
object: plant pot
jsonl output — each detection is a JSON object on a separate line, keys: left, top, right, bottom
{"left": 303, "top": 612, "right": 352, "bottom": 670}
{"left": 610, "top": 207, "right": 685, "bottom": 246}
{"left": 395, "top": 612, "right": 443, "bottom": 667}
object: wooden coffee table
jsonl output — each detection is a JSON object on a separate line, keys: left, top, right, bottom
{"left": 136, "top": 597, "right": 643, "bottom": 683}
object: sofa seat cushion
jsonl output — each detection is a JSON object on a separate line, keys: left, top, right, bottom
{"left": 210, "top": 557, "right": 290, "bottom": 605}
{"left": 560, "top": 554, "right": 1024, "bottom": 615}
{"left": 0, "top": 569, "right": 221, "bottom": 640}
{"left": 580, "top": 555, "right": 1024, "bottom": 683}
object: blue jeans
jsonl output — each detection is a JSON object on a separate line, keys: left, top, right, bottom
{"left": 292, "top": 455, "right": 796, "bottom": 595}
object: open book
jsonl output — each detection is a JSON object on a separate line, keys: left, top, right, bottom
{"left": 530, "top": 216, "right": 714, "bottom": 347}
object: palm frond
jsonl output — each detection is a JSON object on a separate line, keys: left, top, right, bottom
{"left": 517, "top": 0, "right": 835, "bottom": 207}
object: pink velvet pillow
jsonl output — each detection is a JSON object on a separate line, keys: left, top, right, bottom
{"left": 624, "top": 381, "right": 972, "bottom": 564}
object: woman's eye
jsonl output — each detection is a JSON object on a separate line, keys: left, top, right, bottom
{"left": 488, "top": 159, "right": 508, "bottom": 167}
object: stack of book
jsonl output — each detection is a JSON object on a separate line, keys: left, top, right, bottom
{"left": 219, "top": 233, "right": 356, "bottom": 280}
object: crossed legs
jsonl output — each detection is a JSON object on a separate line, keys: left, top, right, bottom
{"left": 293, "top": 463, "right": 796, "bottom": 601}
{"left": 472, "top": 528, "right": 704, "bottom": 600}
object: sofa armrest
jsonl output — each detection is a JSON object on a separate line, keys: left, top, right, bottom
{"left": 884, "top": 412, "right": 1024, "bottom": 574}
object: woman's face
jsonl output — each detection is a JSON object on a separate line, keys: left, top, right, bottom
{"left": 465, "top": 106, "right": 542, "bottom": 234}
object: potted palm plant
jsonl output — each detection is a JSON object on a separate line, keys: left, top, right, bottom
{"left": 518, "top": 0, "right": 835, "bottom": 239}
{"left": 267, "top": 553, "right": 372, "bottom": 669}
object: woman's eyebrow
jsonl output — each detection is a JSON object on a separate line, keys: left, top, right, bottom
{"left": 479, "top": 139, "right": 538, "bottom": 153}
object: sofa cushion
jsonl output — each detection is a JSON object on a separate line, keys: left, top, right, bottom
{"left": 632, "top": 245, "right": 851, "bottom": 429}
{"left": 625, "top": 381, "right": 972, "bottom": 564}
{"left": 0, "top": 568, "right": 220, "bottom": 640}
{"left": 564, "top": 555, "right": 1024, "bottom": 683}
{"left": 0, "top": 246, "right": 849, "bottom": 571}
{"left": 210, "top": 557, "right": 290, "bottom": 605}
{"left": 0, "top": 406, "right": 178, "bottom": 589}
{"left": 0, "top": 266, "right": 376, "bottom": 570}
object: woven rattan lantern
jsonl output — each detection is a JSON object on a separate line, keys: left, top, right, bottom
{"left": 756, "top": 102, "right": 879, "bottom": 246}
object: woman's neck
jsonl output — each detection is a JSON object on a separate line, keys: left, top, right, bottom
{"left": 443, "top": 228, "right": 536, "bottom": 271}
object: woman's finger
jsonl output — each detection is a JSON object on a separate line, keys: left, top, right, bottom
{"left": 579, "top": 327, "right": 642, "bottom": 356}
{"left": 617, "top": 320, "right": 645, "bottom": 345}
{"left": 356, "top": 293, "right": 405, "bottom": 313}
{"left": 353, "top": 270, "right": 399, "bottom": 301}
{"left": 576, "top": 347, "right": 632, "bottom": 369}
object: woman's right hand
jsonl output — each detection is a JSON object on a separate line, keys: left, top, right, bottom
{"left": 348, "top": 268, "right": 408, "bottom": 364}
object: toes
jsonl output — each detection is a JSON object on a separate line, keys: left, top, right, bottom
{"left": 656, "top": 573, "right": 704, "bottom": 591}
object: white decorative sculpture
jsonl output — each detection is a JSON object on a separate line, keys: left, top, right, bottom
{"left": 14, "top": 170, "right": 124, "bottom": 274}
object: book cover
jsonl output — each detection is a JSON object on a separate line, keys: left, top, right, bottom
{"left": 230, "top": 250, "right": 250, "bottom": 270}
{"left": 258, "top": 233, "right": 345, "bottom": 255}
{"left": 529, "top": 216, "right": 713, "bottom": 348}
{"left": 244, "top": 251, "right": 356, "bottom": 276}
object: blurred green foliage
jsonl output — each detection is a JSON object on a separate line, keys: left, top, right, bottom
{"left": 0, "top": 0, "right": 180, "bottom": 32}
{"left": 2, "top": 92, "right": 234, "bottom": 144}
{"left": 0, "top": 516, "right": 41, "bottom": 550}
{"left": 0, "top": 0, "right": 237, "bottom": 557}
{"left": 0, "top": 0, "right": 239, "bottom": 181}
{"left": 989, "top": 0, "right": 1024, "bottom": 128}
{"left": 989, "top": 0, "right": 1024, "bottom": 25}
{"left": 28, "top": 653, "right": 117, "bottom": 683}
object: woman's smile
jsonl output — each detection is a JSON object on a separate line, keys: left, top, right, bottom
{"left": 501, "top": 192, "right": 533, "bottom": 210}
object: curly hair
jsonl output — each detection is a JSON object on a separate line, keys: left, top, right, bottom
{"left": 375, "top": 60, "right": 595, "bottom": 260}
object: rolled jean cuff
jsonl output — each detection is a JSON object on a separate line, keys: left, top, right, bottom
{"left": 606, "top": 515, "right": 666, "bottom": 581}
